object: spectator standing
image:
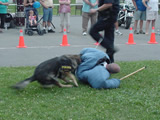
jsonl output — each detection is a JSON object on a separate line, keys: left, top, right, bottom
{"left": 0, "top": 0, "right": 9, "bottom": 29}
{"left": 132, "top": 0, "right": 146, "bottom": 34}
{"left": 142, "top": 0, "right": 159, "bottom": 35}
{"left": 40, "top": 0, "right": 55, "bottom": 33}
{"left": 114, "top": 21, "right": 123, "bottom": 35}
{"left": 82, "top": 0, "right": 98, "bottom": 36}
{"left": 23, "top": 0, "right": 36, "bottom": 9}
{"left": 59, "top": 0, "right": 71, "bottom": 33}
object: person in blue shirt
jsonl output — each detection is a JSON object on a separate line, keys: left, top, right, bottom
{"left": 89, "top": 0, "right": 120, "bottom": 63}
{"left": 76, "top": 48, "right": 121, "bottom": 89}
{"left": 0, "top": 0, "right": 9, "bottom": 28}
{"left": 82, "top": 0, "right": 98, "bottom": 36}
{"left": 132, "top": 0, "right": 146, "bottom": 34}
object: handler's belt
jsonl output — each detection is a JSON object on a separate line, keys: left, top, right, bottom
{"left": 98, "top": 8, "right": 112, "bottom": 17}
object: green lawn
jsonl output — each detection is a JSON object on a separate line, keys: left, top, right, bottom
{"left": 0, "top": 60, "right": 160, "bottom": 120}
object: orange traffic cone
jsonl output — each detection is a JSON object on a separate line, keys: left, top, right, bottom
{"left": 94, "top": 42, "right": 100, "bottom": 45}
{"left": 94, "top": 33, "right": 103, "bottom": 46}
{"left": 17, "top": 29, "right": 27, "bottom": 48}
{"left": 148, "top": 27, "right": 158, "bottom": 44}
{"left": 60, "top": 29, "right": 70, "bottom": 46}
{"left": 126, "top": 27, "right": 136, "bottom": 45}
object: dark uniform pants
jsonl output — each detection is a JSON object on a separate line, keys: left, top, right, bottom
{"left": 89, "top": 17, "right": 115, "bottom": 62}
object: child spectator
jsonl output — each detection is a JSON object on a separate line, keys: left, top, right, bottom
{"left": 29, "top": 10, "right": 37, "bottom": 26}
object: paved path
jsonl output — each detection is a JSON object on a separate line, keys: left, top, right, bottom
{"left": 0, "top": 16, "right": 160, "bottom": 67}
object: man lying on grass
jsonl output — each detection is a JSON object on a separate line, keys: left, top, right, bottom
{"left": 76, "top": 48, "right": 121, "bottom": 89}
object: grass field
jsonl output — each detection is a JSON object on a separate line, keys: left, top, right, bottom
{"left": 0, "top": 60, "right": 160, "bottom": 120}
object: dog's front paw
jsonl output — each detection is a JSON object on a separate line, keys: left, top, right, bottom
{"left": 62, "top": 84, "right": 73, "bottom": 88}
{"left": 74, "top": 83, "right": 78, "bottom": 87}
{"left": 67, "top": 85, "right": 73, "bottom": 88}
{"left": 66, "top": 80, "right": 72, "bottom": 83}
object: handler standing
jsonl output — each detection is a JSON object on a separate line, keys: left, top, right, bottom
{"left": 89, "top": 0, "right": 120, "bottom": 63}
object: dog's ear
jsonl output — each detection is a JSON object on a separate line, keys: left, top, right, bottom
{"left": 70, "top": 55, "right": 81, "bottom": 65}
{"left": 66, "top": 55, "right": 80, "bottom": 69}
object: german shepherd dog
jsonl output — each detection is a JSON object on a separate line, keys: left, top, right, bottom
{"left": 12, "top": 55, "right": 81, "bottom": 89}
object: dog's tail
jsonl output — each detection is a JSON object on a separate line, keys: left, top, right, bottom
{"left": 11, "top": 76, "right": 35, "bottom": 90}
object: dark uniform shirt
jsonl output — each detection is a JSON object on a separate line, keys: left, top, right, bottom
{"left": 98, "top": 0, "right": 119, "bottom": 22}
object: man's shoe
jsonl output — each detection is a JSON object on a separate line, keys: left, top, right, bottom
{"left": 113, "top": 46, "right": 119, "bottom": 54}
{"left": 43, "top": 29, "right": 46, "bottom": 34}
{"left": 139, "top": 30, "right": 145, "bottom": 34}
{"left": 115, "top": 30, "right": 123, "bottom": 35}
{"left": 48, "top": 29, "right": 55, "bottom": 33}
{"left": 134, "top": 30, "right": 139, "bottom": 34}
{"left": 106, "top": 47, "right": 119, "bottom": 63}
{"left": 82, "top": 32, "right": 87, "bottom": 36}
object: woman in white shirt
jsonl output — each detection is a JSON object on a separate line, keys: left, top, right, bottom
{"left": 142, "top": 0, "right": 159, "bottom": 34}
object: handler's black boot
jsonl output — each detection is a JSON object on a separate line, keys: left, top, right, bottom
{"left": 106, "top": 47, "right": 119, "bottom": 63}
